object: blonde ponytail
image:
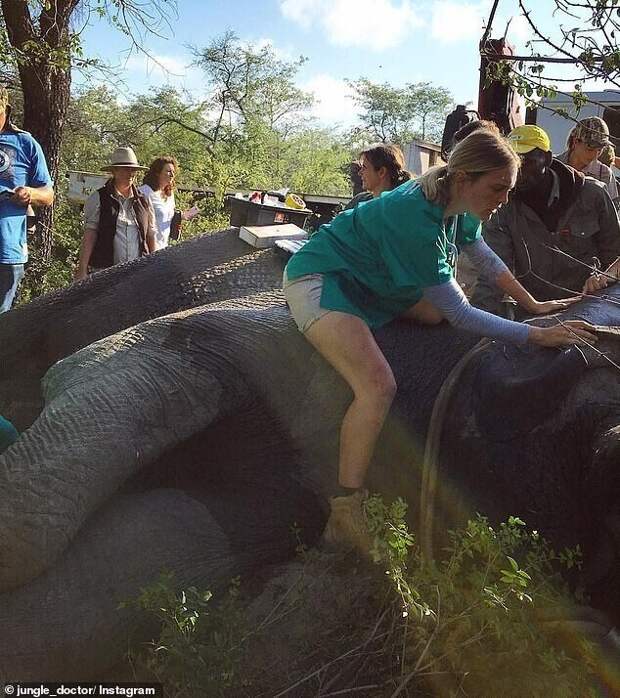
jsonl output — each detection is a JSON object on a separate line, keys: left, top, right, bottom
{"left": 418, "top": 130, "right": 519, "bottom": 206}
{"left": 416, "top": 164, "right": 450, "bottom": 205}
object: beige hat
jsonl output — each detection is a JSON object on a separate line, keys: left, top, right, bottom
{"left": 102, "top": 146, "right": 147, "bottom": 172}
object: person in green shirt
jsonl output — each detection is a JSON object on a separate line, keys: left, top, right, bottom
{"left": 283, "top": 128, "right": 597, "bottom": 556}
{"left": 344, "top": 142, "right": 411, "bottom": 210}
{"left": 0, "top": 414, "right": 18, "bottom": 452}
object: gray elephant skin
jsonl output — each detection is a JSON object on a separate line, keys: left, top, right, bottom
{"left": 0, "top": 227, "right": 619, "bottom": 679}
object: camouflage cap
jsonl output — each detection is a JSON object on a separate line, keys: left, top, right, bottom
{"left": 573, "top": 116, "right": 610, "bottom": 148}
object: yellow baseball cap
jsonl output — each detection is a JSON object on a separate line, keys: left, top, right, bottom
{"left": 507, "top": 125, "right": 551, "bottom": 154}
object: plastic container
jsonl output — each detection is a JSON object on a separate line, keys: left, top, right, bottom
{"left": 227, "top": 196, "right": 312, "bottom": 228}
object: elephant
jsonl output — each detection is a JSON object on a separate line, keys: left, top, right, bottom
{"left": 1, "top": 226, "right": 620, "bottom": 679}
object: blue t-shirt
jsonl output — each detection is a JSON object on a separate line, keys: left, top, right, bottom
{"left": 0, "top": 131, "right": 52, "bottom": 264}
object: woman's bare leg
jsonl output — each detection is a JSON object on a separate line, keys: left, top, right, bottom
{"left": 304, "top": 311, "right": 396, "bottom": 488}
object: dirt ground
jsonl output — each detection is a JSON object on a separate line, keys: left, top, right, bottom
{"left": 240, "top": 549, "right": 391, "bottom": 696}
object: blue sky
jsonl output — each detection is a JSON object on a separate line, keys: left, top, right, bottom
{"left": 77, "top": 1, "right": 578, "bottom": 129}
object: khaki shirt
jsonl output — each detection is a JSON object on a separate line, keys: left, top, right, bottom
{"left": 84, "top": 187, "right": 156, "bottom": 264}
{"left": 557, "top": 151, "right": 619, "bottom": 206}
{"left": 471, "top": 177, "right": 620, "bottom": 317}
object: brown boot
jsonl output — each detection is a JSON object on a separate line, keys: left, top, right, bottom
{"left": 322, "top": 489, "right": 374, "bottom": 558}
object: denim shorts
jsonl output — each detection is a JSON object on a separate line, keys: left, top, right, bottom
{"left": 283, "top": 271, "right": 332, "bottom": 333}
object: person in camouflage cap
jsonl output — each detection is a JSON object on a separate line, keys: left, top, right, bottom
{"left": 557, "top": 116, "right": 618, "bottom": 206}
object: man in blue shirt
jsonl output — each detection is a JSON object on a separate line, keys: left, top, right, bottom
{"left": 0, "top": 87, "right": 53, "bottom": 312}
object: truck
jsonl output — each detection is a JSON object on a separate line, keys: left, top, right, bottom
{"left": 530, "top": 90, "right": 620, "bottom": 155}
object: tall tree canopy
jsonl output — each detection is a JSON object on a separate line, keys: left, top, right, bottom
{"left": 348, "top": 78, "right": 453, "bottom": 145}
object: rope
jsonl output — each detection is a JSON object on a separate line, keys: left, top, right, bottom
{"left": 419, "top": 338, "right": 491, "bottom": 562}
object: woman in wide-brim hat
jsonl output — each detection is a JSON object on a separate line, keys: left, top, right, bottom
{"left": 74, "top": 146, "right": 156, "bottom": 281}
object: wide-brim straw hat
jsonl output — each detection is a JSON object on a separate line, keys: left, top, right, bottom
{"left": 101, "top": 146, "right": 147, "bottom": 172}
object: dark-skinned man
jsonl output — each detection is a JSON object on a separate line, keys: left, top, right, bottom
{"left": 0, "top": 86, "right": 53, "bottom": 312}
{"left": 471, "top": 124, "right": 620, "bottom": 317}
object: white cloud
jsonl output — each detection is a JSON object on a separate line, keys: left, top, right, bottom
{"left": 280, "top": 0, "right": 424, "bottom": 51}
{"left": 302, "top": 74, "right": 356, "bottom": 125}
{"left": 430, "top": 2, "right": 485, "bottom": 43}
{"left": 122, "top": 52, "right": 206, "bottom": 96}
{"left": 280, "top": 0, "right": 316, "bottom": 29}
{"left": 124, "top": 53, "right": 187, "bottom": 78}
{"left": 505, "top": 14, "right": 531, "bottom": 45}
{"left": 244, "top": 37, "right": 295, "bottom": 62}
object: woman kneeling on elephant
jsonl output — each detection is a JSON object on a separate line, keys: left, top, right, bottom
{"left": 283, "top": 128, "right": 598, "bottom": 555}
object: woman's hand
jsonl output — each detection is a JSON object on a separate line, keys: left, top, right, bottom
{"left": 529, "top": 297, "right": 582, "bottom": 315}
{"left": 182, "top": 205, "right": 200, "bottom": 221}
{"left": 529, "top": 320, "right": 598, "bottom": 347}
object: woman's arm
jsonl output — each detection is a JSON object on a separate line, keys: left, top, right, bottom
{"left": 74, "top": 192, "right": 100, "bottom": 281}
{"left": 146, "top": 200, "right": 158, "bottom": 252}
{"left": 422, "top": 278, "right": 596, "bottom": 347}
{"left": 463, "top": 238, "right": 580, "bottom": 315}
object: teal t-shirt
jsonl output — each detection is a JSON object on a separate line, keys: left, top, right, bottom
{"left": 0, "top": 415, "right": 18, "bottom": 453}
{"left": 285, "top": 181, "right": 481, "bottom": 328}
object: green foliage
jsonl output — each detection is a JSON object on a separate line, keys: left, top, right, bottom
{"left": 192, "top": 31, "right": 312, "bottom": 133}
{"left": 348, "top": 77, "right": 453, "bottom": 145}
{"left": 123, "top": 571, "right": 248, "bottom": 696}
{"left": 365, "top": 496, "right": 597, "bottom": 696}
{"left": 122, "top": 502, "right": 600, "bottom": 696}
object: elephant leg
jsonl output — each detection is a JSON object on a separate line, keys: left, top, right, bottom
{"left": 0, "top": 481, "right": 323, "bottom": 680}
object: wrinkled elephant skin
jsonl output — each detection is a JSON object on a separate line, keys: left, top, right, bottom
{"left": 0, "top": 228, "right": 620, "bottom": 679}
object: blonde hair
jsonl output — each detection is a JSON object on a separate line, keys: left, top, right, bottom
{"left": 417, "top": 129, "right": 520, "bottom": 206}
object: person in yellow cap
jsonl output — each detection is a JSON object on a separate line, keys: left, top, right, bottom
{"left": 556, "top": 116, "right": 618, "bottom": 206}
{"left": 471, "top": 124, "right": 620, "bottom": 317}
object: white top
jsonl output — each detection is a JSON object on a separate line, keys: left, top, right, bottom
{"left": 84, "top": 186, "right": 156, "bottom": 265}
{"left": 139, "top": 184, "right": 175, "bottom": 249}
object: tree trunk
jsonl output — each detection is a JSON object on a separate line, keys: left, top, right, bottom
{"left": 1, "top": 0, "right": 77, "bottom": 263}
{"left": 20, "top": 63, "right": 71, "bottom": 261}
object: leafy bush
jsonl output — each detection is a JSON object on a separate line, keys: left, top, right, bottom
{"left": 365, "top": 495, "right": 597, "bottom": 696}
{"left": 123, "top": 499, "right": 600, "bottom": 696}
{"left": 123, "top": 572, "right": 248, "bottom": 696}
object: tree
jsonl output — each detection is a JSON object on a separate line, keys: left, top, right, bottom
{"left": 0, "top": 0, "right": 176, "bottom": 262}
{"left": 481, "top": 0, "right": 620, "bottom": 119}
{"left": 186, "top": 32, "right": 320, "bottom": 193}
{"left": 348, "top": 78, "right": 453, "bottom": 145}
{"left": 192, "top": 31, "right": 313, "bottom": 139}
